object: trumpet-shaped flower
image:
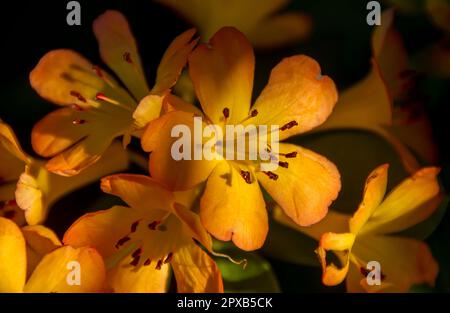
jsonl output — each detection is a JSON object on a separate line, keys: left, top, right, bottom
{"left": 275, "top": 164, "right": 442, "bottom": 292}
{"left": 142, "top": 27, "right": 341, "bottom": 251}
{"left": 0, "top": 120, "right": 128, "bottom": 225}
{"left": 30, "top": 10, "right": 196, "bottom": 176}
{"left": 63, "top": 174, "right": 223, "bottom": 293}
{"left": 0, "top": 216, "right": 105, "bottom": 292}
{"left": 314, "top": 10, "right": 437, "bottom": 173}
{"left": 156, "top": 0, "right": 311, "bottom": 49}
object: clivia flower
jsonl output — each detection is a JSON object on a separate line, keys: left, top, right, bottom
{"left": 0, "top": 120, "right": 128, "bottom": 225}
{"left": 63, "top": 174, "right": 223, "bottom": 293}
{"left": 30, "top": 10, "right": 197, "bottom": 176}
{"left": 142, "top": 27, "right": 341, "bottom": 251}
{"left": 275, "top": 164, "right": 442, "bottom": 292}
{"left": 0, "top": 216, "right": 105, "bottom": 292}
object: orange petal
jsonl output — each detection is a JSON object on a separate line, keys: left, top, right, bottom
{"left": 142, "top": 110, "right": 218, "bottom": 190}
{"left": 24, "top": 246, "right": 106, "bottom": 292}
{"left": 0, "top": 121, "right": 30, "bottom": 164}
{"left": 250, "top": 55, "right": 338, "bottom": 140}
{"left": 0, "top": 217, "right": 26, "bottom": 292}
{"left": 93, "top": 10, "right": 149, "bottom": 100}
{"left": 188, "top": 27, "right": 254, "bottom": 124}
{"left": 257, "top": 143, "right": 340, "bottom": 227}
{"left": 172, "top": 242, "right": 223, "bottom": 293}
{"left": 200, "top": 162, "right": 268, "bottom": 251}
{"left": 152, "top": 28, "right": 198, "bottom": 95}
{"left": 349, "top": 164, "right": 389, "bottom": 234}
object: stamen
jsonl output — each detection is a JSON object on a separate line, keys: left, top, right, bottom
{"left": 263, "top": 171, "right": 278, "bottom": 180}
{"left": 95, "top": 92, "right": 120, "bottom": 105}
{"left": 164, "top": 252, "right": 173, "bottom": 264}
{"left": 240, "top": 170, "right": 252, "bottom": 184}
{"left": 72, "top": 119, "right": 86, "bottom": 125}
{"left": 123, "top": 52, "right": 133, "bottom": 64}
{"left": 155, "top": 259, "right": 163, "bottom": 270}
{"left": 144, "top": 258, "right": 151, "bottom": 266}
{"left": 130, "top": 220, "right": 140, "bottom": 233}
{"left": 280, "top": 120, "right": 298, "bottom": 131}
{"left": 282, "top": 151, "right": 297, "bottom": 158}
{"left": 148, "top": 221, "right": 161, "bottom": 230}
{"left": 250, "top": 109, "right": 258, "bottom": 117}
{"left": 70, "top": 91, "right": 87, "bottom": 103}
{"left": 115, "top": 236, "right": 131, "bottom": 249}
{"left": 222, "top": 107, "right": 230, "bottom": 119}
{"left": 278, "top": 161, "right": 289, "bottom": 168}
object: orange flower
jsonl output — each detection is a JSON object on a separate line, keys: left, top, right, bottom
{"left": 0, "top": 217, "right": 105, "bottom": 292}
{"left": 30, "top": 10, "right": 196, "bottom": 176}
{"left": 63, "top": 174, "right": 223, "bottom": 293}
{"left": 275, "top": 164, "right": 442, "bottom": 292}
{"left": 142, "top": 27, "right": 341, "bottom": 251}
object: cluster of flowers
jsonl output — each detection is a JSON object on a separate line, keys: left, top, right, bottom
{"left": 0, "top": 1, "right": 445, "bottom": 293}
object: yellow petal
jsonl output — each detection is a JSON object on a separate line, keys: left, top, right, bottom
{"left": 352, "top": 235, "right": 438, "bottom": 292}
{"left": 142, "top": 110, "right": 218, "bottom": 190}
{"left": 349, "top": 164, "right": 389, "bottom": 234}
{"left": 0, "top": 121, "right": 30, "bottom": 164}
{"left": 100, "top": 174, "right": 174, "bottom": 213}
{"left": 317, "top": 232, "right": 355, "bottom": 286}
{"left": 24, "top": 246, "right": 106, "bottom": 293}
{"left": 247, "top": 12, "right": 311, "bottom": 49}
{"left": 0, "top": 217, "right": 26, "bottom": 292}
{"left": 152, "top": 28, "right": 197, "bottom": 95}
{"left": 200, "top": 162, "right": 268, "bottom": 251}
{"left": 257, "top": 143, "right": 340, "bottom": 227}
{"left": 188, "top": 27, "right": 254, "bottom": 124}
{"left": 362, "top": 167, "right": 441, "bottom": 235}
{"left": 22, "top": 225, "right": 61, "bottom": 277}
{"left": 29, "top": 49, "right": 135, "bottom": 107}
{"left": 63, "top": 206, "right": 138, "bottom": 258}
{"left": 93, "top": 10, "right": 149, "bottom": 100}
{"left": 133, "top": 94, "right": 164, "bottom": 129}
{"left": 107, "top": 256, "right": 170, "bottom": 292}
{"left": 172, "top": 243, "right": 223, "bottom": 293}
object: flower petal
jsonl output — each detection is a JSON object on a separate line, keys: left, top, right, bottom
{"left": 362, "top": 167, "right": 441, "bottom": 235}
{"left": 349, "top": 164, "right": 389, "bottom": 234}
{"left": 0, "top": 121, "right": 30, "bottom": 164}
{"left": 24, "top": 246, "right": 106, "bottom": 293}
{"left": 93, "top": 10, "right": 149, "bottom": 100}
{"left": 0, "top": 217, "right": 26, "bottom": 292}
{"left": 142, "top": 110, "right": 219, "bottom": 190}
{"left": 250, "top": 55, "right": 337, "bottom": 140}
{"left": 188, "top": 27, "right": 254, "bottom": 124}
{"left": 257, "top": 143, "right": 340, "bottom": 227}
{"left": 200, "top": 161, "right": 268, "bottom": 251}
{"left": 352, "top": 235, "right": 438, "bottom": 292}
{"left": 172, "top": 243, "right": 223, "bottom": 292}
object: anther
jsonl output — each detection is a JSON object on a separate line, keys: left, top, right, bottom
{"left": 283, "top": 151, "right": 297, "bottom": 158}
{"left": 115, "top": 236, "right": 131, "bottom": 249}
{"left": 280, "top": 120, "right": 298, "bottom": 131}
{"left": 70, "top": 91, "right": 87, "bottom": 103}
{"left": 240, "top": 170, "right": 252, "bottom": 184}
{"left": 155, "top": 259, "right": 163, "bottom": 270}
{"left": 130, "top": 220, "right": 140, "bottom": 233}
{"left": 144, "top": 259, "right": 151, "bottom": 266}
{"left": 222, "top": 107, "right": 230, "bottom": 119}
{"left": 123, "top": 52, "right": 133, "bottom": 64}
{"left": 278, "top": 161, "right": 289, "bottom": 168}
{"left": 148, "top": 221, "right": 160, "bottom": 230}
{"left": 263, "top": 171, "right": 278, "bottom": 180}
{"left": 72, "top": 119, "right": 86, "bottom": 125}
{"left": 129, "top": 255, "right": 140, "bottom": 267}
{"left": 132, "top": 248, "right": 142, "bottom": 259}
{"left": 250, "top": 109, "right": 258, "bottom": 117}
{"left": 164, "top": 252, "right": 173, "bottom": 264}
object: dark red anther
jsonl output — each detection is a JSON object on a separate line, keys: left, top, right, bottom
{"left": 240, "top": 170, "right": 252, "bottom": 184}
{"left": 72, "top": 119, "right": 86, "bottom": 125}
{"left": 129, "top": 255, "right": 140, "bottom": 267}
{"left": 222, "top": 107, "right": 230, "bottom": 119}
{"left": 155, "top": 259, "right": 163, "bottom": 270}
{"left": 123, "top": 52, "right": 133, "bottom": 63}
{"left": 284, "top": 151, "right": 297, "bottom": 158}
{"left": 263, "top": 171, "right": 278, "bottom": 181}
{"left": 250, "top": 109, "right": 258, "bottom": 117}
{"left": 148, "top": 221, "right": 160, "bottom": 230}
{"left": 132, "top": 248, "right": 142, "bottom": 258}
{"left": 130, "top": 220, "right": 139, "bottom": 233}
{"left": 280, "top": 120, "right": 298, "bottom": 131}
{"left": 144, "top": 259, "right": 151, "bottom": 266}
{"left": 70, "top": 90, "right": 87, "bottom": 103}
{"left": 115, "top": 236, "right": 131, "bottom": 249}
{"left": 278, "top": 161, "right": 289, "bottom": 168}
{"left": 164, "top": 252, "right": 173, "bottom": 264}
{"left": 92, "top": 65, "right": 103, "bottom": 78}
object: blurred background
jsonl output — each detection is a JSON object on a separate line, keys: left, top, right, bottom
{"left": 0, "top": 0, "right": 448, "bottom": 292}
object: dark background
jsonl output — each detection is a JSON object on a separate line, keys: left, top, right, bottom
{"left": 0, "top": 0, "right": 449, "bottom": 292}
